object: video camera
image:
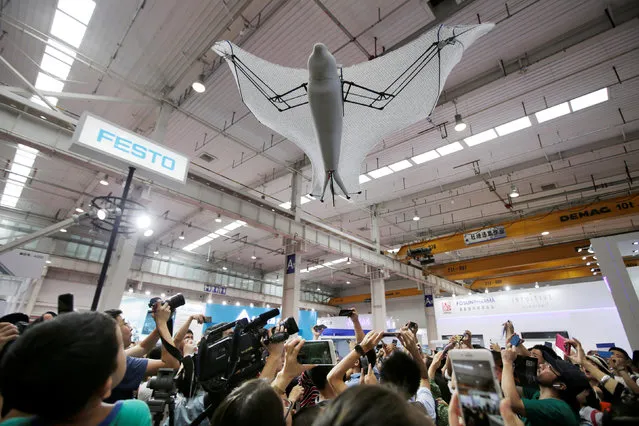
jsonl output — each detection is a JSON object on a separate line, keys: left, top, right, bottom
{"left": 197, "top": 308, "right": 298, "bottom": 395}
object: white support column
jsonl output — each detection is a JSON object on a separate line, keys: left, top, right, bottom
{"left": 423, "top": 288, "right": 438, "bottom": 348}
{"left": 281, "top": 172, "right": 303, "bottom": 321}
{"left": 370, "top": 205, "right": 387, "bottom": 330}
{"left": 591, "top": 236, "right": 639, "bottom": 349}
{"left": 24, "top": 277, "right": 43, "bottom": 316}
{"left": 97, "top": 235, "right": 138, "bottom": 311}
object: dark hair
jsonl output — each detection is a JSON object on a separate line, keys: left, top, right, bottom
{"left": 308, "top": 365, "right": 333, "bottom": 391}
{"left": 531, "top": 344, "right": 560, "bottom": 360}
{"left": 0, "top": 312, "right": 120, "bottom": 421}
{"left": 313, "top": 385, "right": 432, "bottom": 426}
{"left": 380, "top": 351, "right": 421, "bottom": 398}
{"left": 104, "top": 309, "right": 123, "bottom": 320}
{"left": 186, "top": 329, "right": 194, "bottom": 336}
{"left": 609, "top": 347, "right": 630, "bottom": 359}
{"left": 211, "top": 379, "right": 285, "bottom": 426}
{"left": 148, "top": 345, "right": 162, "bottom": 360}
{"left": 292, "top": 405, "right": 323, "bottom": 426}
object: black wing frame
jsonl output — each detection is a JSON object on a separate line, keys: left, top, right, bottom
{"left": 221, "top": 27, "right": 466, "bottom": 113}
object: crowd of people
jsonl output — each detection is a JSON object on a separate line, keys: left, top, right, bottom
{"left": 0, "top": 305, "right": 637, "bottom": 426}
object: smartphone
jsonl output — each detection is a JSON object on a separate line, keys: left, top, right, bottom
{"left": 338, "top": 309, "right": 354, "bottom": 317}
{"left": 555, "top": 333, "right": 570, "bottom": 355}
{"left": 382, "top": 332, "right": 399, "bottom": 337}
{"left": 450, "top": 350, "right": 503, "bottom": 425}
{"left": 510, "top": 334, "right": 521, "bottom": 347}
{"left": 203, "top": 316, "right": 212, "bottom": 323}
{"left": 544, "top": 341, "right": 553, "bottom": 348}
{"left": 297, "top": 340, "right": 337, "bottom": 365}
{"left": 57, "top": 293, "right": 74, "bottom": 314}
{"left": 513, "top": 356, "right": 538, "bottom": 387}
{"left": 392, "top": 339, "right": 398, "bottom": 345}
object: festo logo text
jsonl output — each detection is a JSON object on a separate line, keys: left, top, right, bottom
{"left": 96, "top": 128, "right": 176, "bottom": 171}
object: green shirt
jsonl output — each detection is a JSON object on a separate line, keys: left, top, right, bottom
{"left": 0, "top": 400, "right": 151, "bottom": 426}
{"left": 521, "top": 389, "right": 579, "bottom": 426}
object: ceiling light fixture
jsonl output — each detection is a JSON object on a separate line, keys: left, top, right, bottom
{"left": 207, "top": 297, "right": 213, "bottom": 303}
{"left": 346, "top": 281, "right": 351, "bottom": 284}
{"left": 570, "top": 88, "right": 608, "bottom": 111}
{"left": 436, "top": 141, "right": 464, "bottom": 156}
{"left": 145, "top": 290, "right": 151, "bottom": 296}
{"left": 388, "top": 160, "right": 412, "bottom": 172}
{"left": 541, "top": 231, "right": 549, "bottom": 236}
{"left": 347, "top": 258, "right": 351, "bottom": 265}
{"left": 235, "top": 301, "right": 240, "bottom": 306}
{"left": 192, "top": 75, "right": 206, "bottom": 93}
{"left": 454, "top": 114, "right": 466, "bottom": 132}
{"left": 143, "top": 229, "right": 154, "bottom": 237}
{"left": 368, "top": 166, "right": 393, "bottom": 179}
{"left": 535, "top": 102, "right": 571, "bottom": 123}
{"left": 178, "top": 231, "right": 185, "bottom": 240}
{"left": 128, "top": 287, "right": 133, "bottom": 293}
{"left": 251, "top": 252, "right": 257, "bottom": 260}
{"left": 60, "top": 228, "right": 67, "bottom": 233}
{"left": 411, "top": 150, "right": 440, "bottom": 164}
{"left": 586, "top": 262, "right": 591, "bottom": 266}
{"left": 222, "top": 266, "right": 228, "bottom": 271}
{"left": 222, "top": 300, "right": 227, "bottom": 305}
{"left": 495, "top": 116, "right": 532, "bottom": 136}
{"left": 412, "top": 211, "right": 420, "bottom": 221}
{"left": 160, "top": 293, "right": 166, "bottom": 298}
{"left": 508, "top": 184, "right": 520, "bottom": 198}
{"left": 484, "top": 288, "right": 489, "bottom": 293}
{"left": 136, "top": 215, "right": 151, "bottom": 229}
{"left": 46, "top": 260, "right": 52, "bottom": 264}
{"left": 250, "top": 303, "right": 254, "bottom": 308}
{"left": 505, "top": 286, "right": 511, "bottom": 291}
{"left": 534, "top": 282, "right": 539, "bottom": 288}
{"left": 99, "top": 175, "right": 109, "bottom": 186}
{"left": 464, "top": 129, "right": 498, "bottom": 146}
{"left": 75, "top": 204, "right": 85, "bottom": 213}
{"left": 153, "top": 246, "right": 159, "bottom": 255}
{"left": 215, "top": 214, "right": 222, "bottom": 223}
{"left": 97, "top": 208, "right": 108, "bottom": 221}
{"left": 582, "top": 256, "right": 587, "bottom": 260}
{"left": 316, "top": 287, "right": 321, "bottom": 291}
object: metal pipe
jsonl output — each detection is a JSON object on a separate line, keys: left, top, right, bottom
{"left": 91, "top": 166, "right": 136, "bottom": 310}
{"left": 0, "top": 54, "right": 58, "bottom": 111}
{"left": 4, "top": 87, "right": 159, "bottom": 104}
{"left": 0, "top": 213, "right": 87, "bottom": 255}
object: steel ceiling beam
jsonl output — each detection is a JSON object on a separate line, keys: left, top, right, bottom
{"left": 3, "top": 87, "right": 160, "bottom": 105}
{"left": 0, "top": 98, "right": 465, "bottom": 293}
{"left": 0, "top": 54, "right": 57, "bottom": 111}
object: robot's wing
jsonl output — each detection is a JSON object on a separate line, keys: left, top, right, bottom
{"left": 336, "top": 24, "right": 494, "bottom": 196}
{"left": 213, "top": 41, "right": 325, "bottom": 196}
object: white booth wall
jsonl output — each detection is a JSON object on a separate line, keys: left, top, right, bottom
{"left": 434, "top": 279, "right": 637, "bottom": 351}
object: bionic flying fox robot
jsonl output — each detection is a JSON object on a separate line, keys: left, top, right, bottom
{"left": 213, "top": 24, "right": 493, "bottom": 206}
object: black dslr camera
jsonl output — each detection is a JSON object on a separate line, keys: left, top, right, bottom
{"left": 148, "top": 293, "right": 185, "bottom": 313}
{"left": 197, "top": 308, "right": 298, "bottom": 395}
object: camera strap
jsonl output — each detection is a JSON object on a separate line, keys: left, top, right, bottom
{"left": 160, "top": 335, "right": 184, "bottom": 363}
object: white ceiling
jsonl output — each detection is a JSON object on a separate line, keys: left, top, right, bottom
{"left": 1, "top": 0, "right": 639, "bottom": 290}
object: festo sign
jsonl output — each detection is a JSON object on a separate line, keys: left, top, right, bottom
{"left": 72, "top": 113, "right": 188, "bottom": 184}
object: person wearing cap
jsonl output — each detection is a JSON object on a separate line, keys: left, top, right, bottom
{"left": 501, "top": 346, "right": 587, "bottom": 426}
{"left": 608, "top": 346, "right": 639, "bottom": 397}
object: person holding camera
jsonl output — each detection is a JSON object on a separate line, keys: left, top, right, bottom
{"left": 173, "top": 314, "right": 207, "bottom": 355}
{"left": 105, "top": 302, "right": 180, "bottom": 403}
{"left": 0, "top": 311, "right": 152, "bottom": 425}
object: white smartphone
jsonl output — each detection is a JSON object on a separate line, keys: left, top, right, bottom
{"left": 297, "top": 340, "right": 337, "bottom": 365}
{"left": 449, "top": 349, "right": 504, "bottom": 426}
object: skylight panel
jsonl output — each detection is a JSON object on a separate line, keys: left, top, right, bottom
{"left": 34, "top": 72, "right": 64, "bottom": 92}
{"left": 300, "top": 195, "right": 312, "bottom": 205}
{"left": 368, "top": 166, "right": 393, "bottom": 179}
{"left": 411, "top": 150, "right": 440, "bottom": 164}
{"left": 534, "top": 102, "right": 571, "bottom": 123}
{"left": 224, "top": 221, "right": 244, "bottom": 231}
{"left": 388, "top": 160, "right": 412, "bottom": 172}
{"left": 495, "top": 117, "right": 531, "bottom": 136}
{"left": 570, "top": 88, "right": 608, "bottom": 111}
{"left": 57, "top": 0, "right": 96, "bottom": 25}
{"left": 215, "top": 229, "right": 230, "bottom": 236}
{"left": 50, "top": 10, "right": 87, "bottom": 48}
{"left": 359, "top": 174, "right": 371, "bottom": 184}
{"left": 40, "top": 53, "right": 71, "bottom": 80}
{"left": 436, "top": 142, "right": 464, "bottom": 156}
{"left": 44, "top": 40, "right": 76, "bottom": 65}
{"left": 464, "top": 129, "right": 498, "bottom": 146}
{"left": 279, "top": 201, "right": 291, "bottom": 210}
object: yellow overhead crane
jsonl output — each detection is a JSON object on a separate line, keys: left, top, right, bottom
{"left": 427, "top": 240, "right": 590, "bottom": 280}
{"left": 396, "top": 194, "right": 639, "bottom": 259}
